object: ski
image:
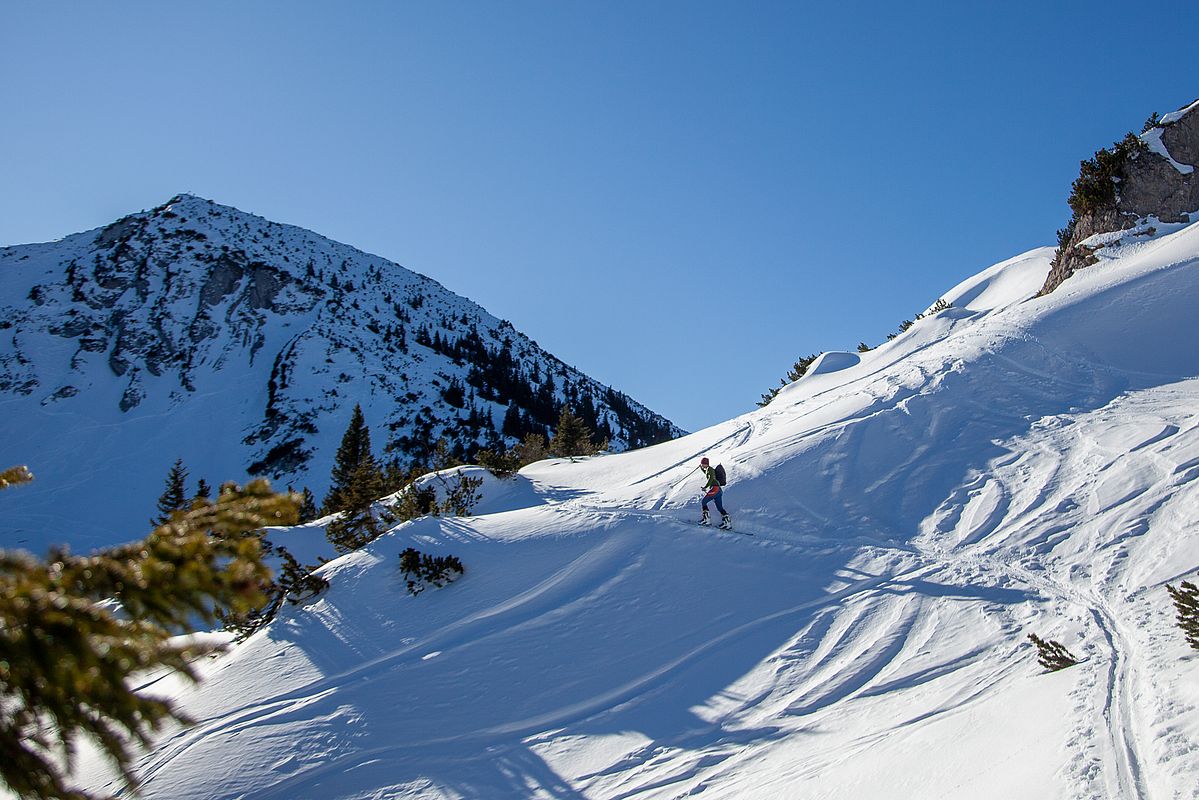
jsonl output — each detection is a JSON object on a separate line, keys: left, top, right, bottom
{"left": 696, "top": 521, "right": 751, "bottom": 535}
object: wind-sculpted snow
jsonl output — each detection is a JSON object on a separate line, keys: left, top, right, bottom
{"left": 77, "top": 221, "right": 1199, "bottom": 798}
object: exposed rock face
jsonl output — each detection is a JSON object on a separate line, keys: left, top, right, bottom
{"left": 1159, "top": 106, "right": 1199, "bottom": 168}
{"left": 1040, "top": 99, "right": 1199, "bottom": 295}
{"left": 1122, "top": 104, "right": 1199, "bottom": 221}
{"left": 1040, "top": 207, "right": 1130, "bottom": 296}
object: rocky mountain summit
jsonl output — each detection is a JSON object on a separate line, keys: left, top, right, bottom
{"left": 1042, "top": 97, "right": 1198, "bottom": 294}
{"left": 0, "top": 195, "right": 682, "bottom": 547}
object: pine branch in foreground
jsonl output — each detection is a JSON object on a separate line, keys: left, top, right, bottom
{"left": 0, "top": 465, "right": 33, "bottom": 490}
{"left": 0, "top": 475, "right": 298, "bottom": 800}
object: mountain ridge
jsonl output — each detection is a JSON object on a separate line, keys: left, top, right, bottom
{"left": 0, "top": 194, "right": 682, "bottom": 550}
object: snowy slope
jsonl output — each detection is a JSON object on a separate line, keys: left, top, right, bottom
{"left": 77, "top": 220, "right": 1199, "bottom": 799}
{"left": 0, "top": 196, "right": 681, "bottom": 552}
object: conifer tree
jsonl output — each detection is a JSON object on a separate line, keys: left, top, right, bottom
{"left": 432, "top": 438, "right": 459, "bottom": 472}
{"left": 550, "top": 407, "right": 598, "bottom": 458}
{"left": 1166, "top": 580, "right": 1199, "bottom": 651}
{"left": 477, "top": 431, "right": 551, "bottom": 477}
{"left": 152, "top": 458, "right": 189, "bottom": 526}
{"left": 325, "top": 460, "right": 386, "bottom": 553}
{"left": 501, "top": 402, "right": 522, "bottom": 439}
{"left": 476, "top": 446, "right": 520, "bottom": 477}
{"left": 194, "top": 478, "right": 212, "bottom": 502}
{"left": 298, "top": 487, "right": 318, "bottom": 522}
{"left": 0, "top": 466, "right": 296, "bottom": 800}
{"left": 382, "top": 458, "right": 413, "bottom": 497}
{"left": 515, "top": 432, "right": 550, "bottom": 466}
{"left": 322, "top": 404, "right": 380, "bottom": 513}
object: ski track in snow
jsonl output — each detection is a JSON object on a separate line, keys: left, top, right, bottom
{"left": 71, "top": 222, "right": 1199, "bottom": 799}
{"left": 919, "top": 384, "right": 1199, "bottom": 800}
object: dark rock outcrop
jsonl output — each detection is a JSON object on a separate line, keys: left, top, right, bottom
{"left": 1040, "top": 99, "right": 1198, "bottom": 296}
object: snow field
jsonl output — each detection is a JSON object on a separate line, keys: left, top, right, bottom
{"left": 74, "top": 217, "right": 1199, "bottom": 798}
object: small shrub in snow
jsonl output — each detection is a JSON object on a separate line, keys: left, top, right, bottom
{"left": 757, "top": 354, "right": 820, "bottom": 408}
{"left": 1027, "top": 633, "right": 1080, "bottom": 672}
{"left": 386, "top": 449, "right": 482, "bottom": 525}
{"left": 391, "top": 482, "right": 438, "bottom": 521}
{"left": 913, "top": 299, "right": 952, "bottom": 322}
{"left": 856, "top": 342, "right": 873, "bottom": 353}
{"left": 437, "top": 470, "right": 483, "bottom": 517}
{"left": 1166, "top": 580, "right": 1199, "bottom": 652}
{"left": 396, "top": 441, "right": 484, "bottom": 518}
{"left": 219, "top": 544, "right": 328, "bottom": 639}
{"left": 399, "top": 547, "right": 464, "bottom": 595}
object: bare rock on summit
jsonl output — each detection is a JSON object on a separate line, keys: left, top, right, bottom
{"left": 1120, "top": 105, "right": 1199, "bottom": 222}
{"left": 1040, "top": 98, "right": 1199, "bottom": 296}
{"left": 1160, "top": 105, "right": 1199, "bottom": 167}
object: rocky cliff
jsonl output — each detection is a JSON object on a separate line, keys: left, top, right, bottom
{"left": 1040, "top": 98, "right": 1198, "bottom": 295}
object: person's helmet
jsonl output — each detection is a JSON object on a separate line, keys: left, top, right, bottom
{"left": 700, "top": 457, "right": 710, "bottom": 466}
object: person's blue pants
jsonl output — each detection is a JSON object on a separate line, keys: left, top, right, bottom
{"left": 703, "top": 487, "right": 726, "bottom": 516}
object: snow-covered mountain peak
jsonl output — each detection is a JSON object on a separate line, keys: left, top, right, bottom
{"left": 0, "top": 197, "right": 682, "bottom": 550}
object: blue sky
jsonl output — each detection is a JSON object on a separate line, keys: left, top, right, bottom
{"left": 2, "top": 1, "right": 1196, "bottom": 431}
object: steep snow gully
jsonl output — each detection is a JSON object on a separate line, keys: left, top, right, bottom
{"left": 80, "top": 223, "right": 1199, "bottom": 798}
